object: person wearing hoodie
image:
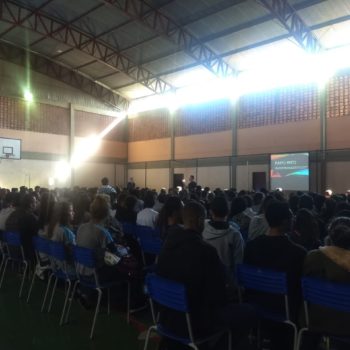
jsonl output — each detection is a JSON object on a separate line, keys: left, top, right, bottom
{"left": 156, "top": 200, "right": 256, "bottom": 345}
{"left": 302, "top": 216, "right": 350, "bottom": 342}
{"left": 202, "top": 196, "right": 244, "bottom": 285}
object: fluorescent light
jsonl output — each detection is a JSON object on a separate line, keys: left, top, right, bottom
{"left": 24, "top": 89, "right": 33, "bottom": 102}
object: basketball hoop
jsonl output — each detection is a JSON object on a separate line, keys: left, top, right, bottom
{"left": 5, "top": 153, "right": 10, "bottom": 159}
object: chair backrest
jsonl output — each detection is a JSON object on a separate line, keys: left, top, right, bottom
{"left": 49, "top": 241, "right": 66, "bottom": 262}
{"left": 33, "top": 236, "right": 51, "bottom": 255}
{"left": 73, "top": 246, "right": 96, "bottom": 269}
{"left": 3, "top": 231, "right": 21, "bottom": 246}
{"left": 237, "top": 264, "right": 287, "bottom": 295}
{"left": 138, "top": 236, "right": 162, "bottom": 256}
{"left": 121, "top": 222, "right": 138, "bottom": 237}
{"left": 302, "top": 277, "right": 350, "bottom": 313}
{"left": 136, "top": 225, "right": 159, "bottom": 240}
{"left": 145, "top": 273, "right": 188, "bottom": 313}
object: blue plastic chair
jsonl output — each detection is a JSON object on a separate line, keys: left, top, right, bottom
{"left": 137, "top": 235, "right": 162, "bottom": 267}
{"left": 143, "top": 273, "right": 232, "bottom": 350}
{"left": 0, "top": 231, "right": 29, "bottom": 298}
{"left": 45, "top": 241, "right": 77, "bottom": 326}
{"left": 135, "top": 225, "right": 160, "bottom": 240}
{"left": 26, "top": 236, "right": 51, "bottom": 304}
{"left": 67, "top": 246, "right": 131, "bottom": 339}
{"left": 296, "top": 277, "right": 350, "bottom": 350}
{"left": 121, "top": 222, "right": 138, "bottom": 238}
{"left": 237, "top": 264, "right": 298, "bottom": 350}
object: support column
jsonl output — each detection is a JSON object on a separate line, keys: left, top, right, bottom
{"left": 231, "top": 100, "right": 238, "bottom": 189}
{"left": 169, "top": 111, "right": 175, "bottom": 189}
{"left": 124, "top": 116, "right": 129, "bottom": 188}
{"left": 319, "top": 86, "right": 327, "bottom": 193}
{"left": 69, "top": 103, "right": 75, "bottom": 188}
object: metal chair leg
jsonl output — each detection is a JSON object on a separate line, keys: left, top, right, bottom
{"left": 64, "top": 280, "right": 79, "bottom": 324}
{"left": 19, "top": 261, "right": 28, "bottom": 298}
{"left": 143, "top": 325, "right": 157, "bottom": 350}
{"left": 90, "top": 288, "right": 102, "bottom": 339}
{"left": 41, "top": 273, "right": 53, "bottom": 312}
{"left": 107, "top": 288, "right": 110, "bottom": 315}
{"left": 227, "top": 330, "right": 232, "bottom": 350}
{"left": 60, "top": 280, "right": 72, "bottom": 326}
{"left": 127, "top": 281, "right": 130, "bottom": 324}
{"left": 296, "top": 328, "right": 308, "bottom": 350}
{"left": 0, "top": 258, "right": 9, "bottom": 289}
{"left": 48, "top": 277, "right": 58, "bottom": 312}
{"left": 26, "top": 267, "right": 37, "bottom": 303}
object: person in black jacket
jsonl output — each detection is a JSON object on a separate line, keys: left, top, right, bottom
{"left": 5, "top": 193, "right": 39, "bottom": 262}
{"left": 244, "top": 200, "right": 306, "bottom": 350}
{"left": 156, "top": 201, "right": 256, "bottom": 348}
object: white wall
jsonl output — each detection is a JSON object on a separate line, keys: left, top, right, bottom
{"left": 115, "top": 163, "right": 126, "bottom": 188}
{"left": 326, "top": 161, "right": 350, "bottom": 194}
{"left": 236, "top": 163, "right": 269, "bottom": 191}
{"left": 197, "top": 166, "right": 230, "bottom": 189}
{"left": 0, "top": 158, "right": 70, "bottom": 188}
{"left": 146, "top": 168, "right": 169, "bottom": 191}
{"left": 128, "top": 168, "right": 146, "bottom": 188}
{"left": 74, "top": 162, "right": 115, "bottom": 188}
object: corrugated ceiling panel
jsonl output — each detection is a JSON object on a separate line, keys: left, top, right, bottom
{"left": 185, "top": 0, "right": 269, "bottom": 38}
{"left": 298, "top": 0, "right": 350, "bottom": 26}
{"left": 121, "top": 36, "right": 176, "bottom": 65}
{"left": 207, "top": 20, "right": 288, "bottom": 54}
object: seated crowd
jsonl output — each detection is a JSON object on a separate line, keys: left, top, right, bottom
{"left": 0, "top": 178, "right": 349, "bottom": 350}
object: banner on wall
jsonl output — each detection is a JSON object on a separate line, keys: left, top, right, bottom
{"left": 270, "top": 153, "right": 309, "bottom": 191}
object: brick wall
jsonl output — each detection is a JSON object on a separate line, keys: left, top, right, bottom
{"left": 128, "top": 109, "right": 170, "bottom": 141}
{"left": 0, "top": 96, "right": 69, "bottom": 135}
{"left": 75, "top": 110, "right": 127, "bottom": 142}
{"left": 327, "top": 74, "right": 350, "bottom": 118}
{"left": 175, "top": 99, "right": 232, "bottom": 136}
{"left": 238, "top": 84, "right": 320, "bottom": 128}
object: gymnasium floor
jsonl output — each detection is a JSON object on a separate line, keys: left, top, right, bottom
{"left": 0, "top": 272, "right": 156, "bottom": 350}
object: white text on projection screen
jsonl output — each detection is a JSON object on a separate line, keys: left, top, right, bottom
{"left": 270, "top": 153, "right": 309, "bottom": 191}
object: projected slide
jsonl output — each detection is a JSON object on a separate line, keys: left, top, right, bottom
{"left": 270, "top": 153, "right": 309, "bottom": 191}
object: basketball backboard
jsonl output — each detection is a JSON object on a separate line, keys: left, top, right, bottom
{"left": 0, "top": 137, "right": 21, "bottom": 159}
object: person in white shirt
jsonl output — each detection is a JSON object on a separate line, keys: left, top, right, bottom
{"left": 136, "top": 191, "right": 158, "bottom": 229}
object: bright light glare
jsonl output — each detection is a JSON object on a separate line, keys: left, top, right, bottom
{"left": 71, "top": 135, "right": 101, "bottom": 167}
{"left": 54, "top": 161, "right": 71, "bottom": 182}
{"left": 70, "top": 112, "right": 126, "bottom": 168}
{"left": 127, "top": 45, "right": 350, "bottom": 113}
{"left": 48, "top": 177, "right": 55, "bottom": 187}
{"left": 24, "top": 89, "right": 33, "bottom": 102}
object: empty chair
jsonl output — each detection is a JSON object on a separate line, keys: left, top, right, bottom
{"left": 297, "top": 277, "right": 350, "bottom": 350}
{"left": 237, "top": 264, "right": 298, "bottom": 350}
{"left": 143, "top": 273, "right": 231, "bottom": 350}
{"left": 0, "top": 231, "right": 29, "bottom": 298}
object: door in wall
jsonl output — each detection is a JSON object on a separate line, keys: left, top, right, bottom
{"left": 173, "top": 173, "right": 184, "bottom": 188}
{"left": 252, "top": 172, "right": 267, "bottom": 191}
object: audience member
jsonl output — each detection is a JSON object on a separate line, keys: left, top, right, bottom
{"left": 229, "top": 197, "right": 251, "bottom": 231}
{"left": 248, "top": 195, "right": 274, "bottom": 241}
{"left": 156, "top": 196, "right": 183, "bottom": 240}
{"left": 156, "top": 201, "right": 256, "bottom": 345}
{"left": 136, "top": 191, "right": 158, "bottom": 229}
{"left": 244, "top": 200, "right": 306, "bottom": 350}
{"left": 302, "top": 216, "right": 350, "bottom": 348}
{"left": 5, "top": 193, "right": 39, "bottom": 262}
{"left": 289, "top": 208, "right": 320, "bottom": 251}
{"left": 97, "top": 177, "right": 116, "bottom": 196}
{"left": 202, "top": 196, "right": 244, "bottom": 285}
